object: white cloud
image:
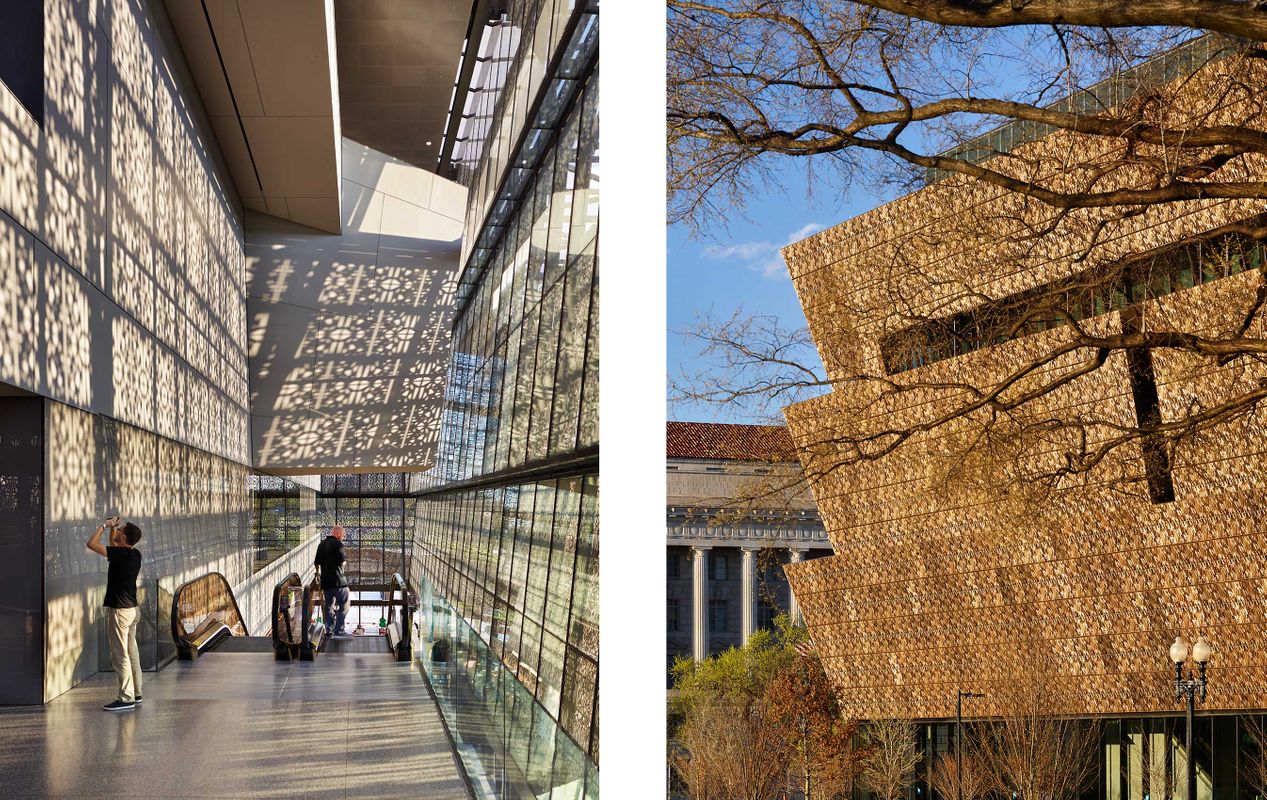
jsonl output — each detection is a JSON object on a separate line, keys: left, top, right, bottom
{"left": 786, "top": 222, "right": 822, "bottom": 241}
{"left": 701, "top": 241, "right": 774, "bottom": 261}
{"left": 700, "top": 222, "right": 823, "bottom": 280}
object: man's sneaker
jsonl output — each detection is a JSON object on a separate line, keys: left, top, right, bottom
{"left": 103, "top": 699, "right": 135, "bottom": 712}
{"left": 134, "top": 695, "right": 142, "bottom": 704}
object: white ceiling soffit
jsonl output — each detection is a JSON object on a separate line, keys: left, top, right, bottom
{"left": 164, "top": 0, "right": 343, "bottom": 234}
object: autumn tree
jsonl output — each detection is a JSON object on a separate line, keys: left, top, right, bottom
{"left": 670, "top": 2, "right": 1267, "bottom": 505}
{"left": 670, "top": 620, "right": 862, "bottom": 799}
{"left": 766, "top": 653, "right": 864, "bottom": 798}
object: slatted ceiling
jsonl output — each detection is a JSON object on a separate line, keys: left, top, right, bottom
{"left": 162, "top": 0, "right": 342, "bottom": 233}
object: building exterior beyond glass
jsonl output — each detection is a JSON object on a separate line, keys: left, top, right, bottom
{"left": 410, "top": 1, "right": 599, "bottom": 798}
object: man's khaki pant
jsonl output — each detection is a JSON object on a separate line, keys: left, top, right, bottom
{"left": 106, "top": 606, "right": 142, "bottom": 703}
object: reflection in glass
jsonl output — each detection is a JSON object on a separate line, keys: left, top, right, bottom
{"left": 413, "top": 473, "right": 598, "bottom": 779}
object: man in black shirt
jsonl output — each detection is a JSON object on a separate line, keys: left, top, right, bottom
{"left": 87, "top": 515, "right": 144, "bottom": 711}
{"left": 314, "top": 525, "right": 350, "bottom": 637}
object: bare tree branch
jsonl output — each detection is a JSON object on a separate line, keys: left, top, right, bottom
{"left": 847, "top": 0, "right": 1267, "bottom": 42}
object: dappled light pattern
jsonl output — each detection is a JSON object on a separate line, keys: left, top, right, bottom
{"left": 0, "top": 670, "right": 470, "bottom": 798}
{"left": 44, "top": 401, "right": 251, "bottom": 701}
{"left": 234, "top": 530, "right": 321, "bottom": 636}
{"left": 0, "top": 0, "right": 249, "bottom": 464}
{"left": 249, "top": 474, "right": 318, "bottom": 572}
{"left": 245, "top": 139, "right": 464, "bottom": 472}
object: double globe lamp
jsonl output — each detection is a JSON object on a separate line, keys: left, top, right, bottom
{"left": 1169, "top": 633, "right": 1212, "bottom": 800}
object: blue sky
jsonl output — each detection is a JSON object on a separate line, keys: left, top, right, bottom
{"left": 664, "top": 26, "right": 1189, "bottom": 425}
{"left": 667, "top": 161, "right": 884, "bottom": 424}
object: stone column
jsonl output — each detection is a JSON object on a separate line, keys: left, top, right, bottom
{"left": 692, "top": 546, "right": 710, "bottom": 661}
{"left": 740, "top": 547, "right": 757, "bottom": 643}
{"left": 788, "top": 548, "right": 806, "bottom": 625}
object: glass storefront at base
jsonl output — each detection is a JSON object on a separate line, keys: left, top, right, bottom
{"left": 901, "top": 715, "right": 1267, "bottom": 800}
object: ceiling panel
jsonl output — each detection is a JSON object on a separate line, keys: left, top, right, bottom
{"left": 335, "top": 0, "right": 473, "bottom": 172}
{"left": 163, "top": 0, "right": 342, "bottom": 233}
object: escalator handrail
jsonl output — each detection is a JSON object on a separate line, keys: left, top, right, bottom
{"left": 301, "top": 576, "right": 325, "bottom": 654}
{"left": 170, "top": 571, "right": 249, "bottom": 659}
{"left": 171, "top": 571, "right": 250, "bottom": 638}
{"left": 271, "top": 572, "right": 304, "bottom": 651}
{"left": 386, "top": 572, "right": 412, "bottom": 658}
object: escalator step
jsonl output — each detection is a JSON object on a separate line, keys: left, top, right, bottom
{"left": 323, "top": 636, "right": 390, "bottom": 654}
{"left": 210, "top": 636, "right": 277, "bottom": 653}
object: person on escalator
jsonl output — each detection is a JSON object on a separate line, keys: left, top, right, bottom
{"left": 314, "top": 525, "right": 350, "bottom": 638}
{"left": 87, "top": 515, "right": 144, "bottom": 712}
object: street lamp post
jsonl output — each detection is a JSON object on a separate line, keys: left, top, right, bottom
{"left": 1169, "top": 634, "right": 1212, "bottom": 800}
{"left": 956, "top": 690, "right": 985, "bottom": 800}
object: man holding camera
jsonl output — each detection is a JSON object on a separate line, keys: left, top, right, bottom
{"left": 87, "top": 515, "right": 144, "bottom": 711}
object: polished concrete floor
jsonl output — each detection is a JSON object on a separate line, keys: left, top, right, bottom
{"left": 0, "top": 650, "right": 471, "bottom": 799}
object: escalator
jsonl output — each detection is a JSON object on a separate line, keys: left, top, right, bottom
{"left": 170, "top": 570, "right": 414, "bottom": 663}
{"left": 321, "top": 572, "right": 414, "bottom": 661}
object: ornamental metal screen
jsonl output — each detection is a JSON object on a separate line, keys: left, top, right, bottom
{"left": 317, "top": 474, "right": 415, "bottom": 589}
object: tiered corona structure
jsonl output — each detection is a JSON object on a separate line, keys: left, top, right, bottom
{"left": 781, "top": 46, "right": 1267, "bottom": 727}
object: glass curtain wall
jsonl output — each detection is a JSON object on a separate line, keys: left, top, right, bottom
{"left": 316, "top": 473, "right": 416, "bottom": 589}
{"left": 248, "top": 474, "right": 316, "bottom": 572}
{"left": 433, "top": 64, "right": 595, "bottom": 489}
{"left": 412, "top": 2, "right": 598, "bottom": 796}
{"left": 437, "top": 65, "right": 598, "bottom": 485}
{"left": 897, "top": 714, "right": 1264, "bottom": 800}
{"left": 416, "top": 475, "right": 598, "bottom": 798}
{"left": 459, "top": 0, "right": 599, "bottom": 265}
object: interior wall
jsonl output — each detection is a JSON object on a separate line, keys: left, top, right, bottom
{"left": 44, "top": 401, "right": 251, "bottom": 702}
{"left": 234, "top": 529, "right": 320, "bottom": 636}
{"left": 244, "top": 138, "right": 465, "bottom": 472}
{"left": 0, "top": 396, "right": 45, "bottom": 705}
{"left": 0, "top": 0, "right": 249, "bottom": 463}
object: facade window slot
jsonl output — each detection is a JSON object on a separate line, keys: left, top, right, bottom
{"left": 0, "top": 1, "right": 43, "bottom": 126}
{"left": 879, "top": 225, "right": 1265, "bottom": 375}
{"left": 1122, "top": 309, "right": 1177, "bottom": 504}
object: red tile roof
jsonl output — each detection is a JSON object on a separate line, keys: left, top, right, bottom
{"left": 666, "top": 421, "right": 798, "bottom": 461}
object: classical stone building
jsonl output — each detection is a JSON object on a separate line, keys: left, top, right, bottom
{"left": 780, "top": 38, "right": 1267, "bottom": 797}
{"left": 666, "top": 422, "right": 831, "bottom": 683}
